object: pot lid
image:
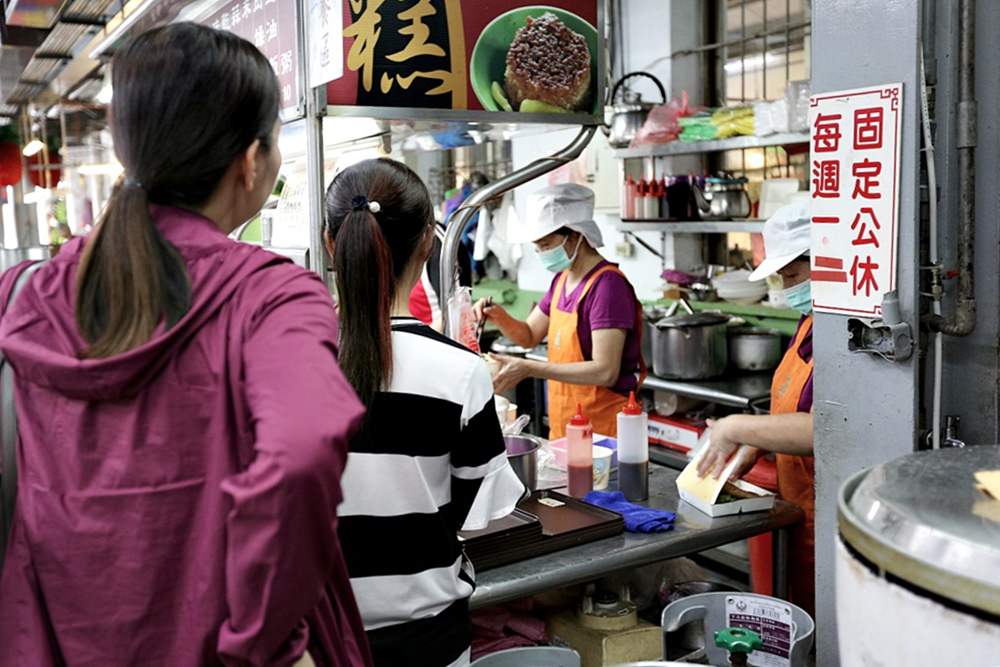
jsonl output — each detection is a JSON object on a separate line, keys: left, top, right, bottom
{"left": 655, "top": 311, "right": 729, "bottom": 329}
{"left": 839, "top": 446, "right": 1000, "bottom": 615}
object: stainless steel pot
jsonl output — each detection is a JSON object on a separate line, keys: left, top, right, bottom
{"left": 651, "top": 300, "right": 729, "bottom": 380}
{"left": 606, "top": 72, "right": 667, "bottom": 148}
{"left": 692, "top": 175, "right": 752, "bottom": 220}
{"left": 728, "top": 327, "right": 783, "bottom": 372}
{"left": 504, "top": 434, "right": 539, "bottom": 492}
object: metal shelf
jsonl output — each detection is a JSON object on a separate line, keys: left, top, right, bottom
{"left": 612, "top": 132, "right": 810, "bottom": 159}
{"left": 614, "top": 219, "right": 766, "bottom": 233}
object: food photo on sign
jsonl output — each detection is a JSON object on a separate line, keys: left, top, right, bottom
{"left": 328, "top": 0, "right": 601, "bottom": 120}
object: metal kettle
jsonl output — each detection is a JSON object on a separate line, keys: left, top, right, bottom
{"left": 692, "top": 175, "right": 752, "bottom": 220}
{"left": 605, "top": 71, "right": 667, "bottom": 148}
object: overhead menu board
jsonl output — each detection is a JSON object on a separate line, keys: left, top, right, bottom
{"left": 204, "top": 0, "right": 302, "bottom": 117}
{"left": 324, "top": 1, "right": 603, "bottom": 123}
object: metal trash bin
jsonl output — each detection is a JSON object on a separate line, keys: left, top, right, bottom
{"left": 471, "top": 646, "right": 581, "bottom": 667}
{"left": 661, "top": 592, "right": 814, "bottom": 667}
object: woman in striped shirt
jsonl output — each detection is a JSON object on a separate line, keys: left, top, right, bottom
{"left": 324, "top": 159, "right": 525, "bottom": 667}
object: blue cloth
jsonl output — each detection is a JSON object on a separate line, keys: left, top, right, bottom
{"left": 583, "top": 491, "right": 676, "bottom": 534}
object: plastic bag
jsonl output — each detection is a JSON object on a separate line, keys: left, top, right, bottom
{"left": 753, "top": 98, "right": 790, "bottom": 137}
{"left": 679, "top": 114, "right": 718, "bottom": 142}
{"left": 786, "top": 80, "right": 811, "bottom": 132}
{"left": 629, "top": 90, "right": 695, "bottom": 147}
{"left": 447, "top": 286, "right": 481, "bottom": 352}
{"left": 711, "top": 106, "right": 755, "bottom": 138}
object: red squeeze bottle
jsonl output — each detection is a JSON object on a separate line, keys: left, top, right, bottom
{"left": 566, "top": 404, "right": 594, "bottom": 498}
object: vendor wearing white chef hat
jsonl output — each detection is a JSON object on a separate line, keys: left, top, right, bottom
{"left": 697, "top": 195, "right": 816, "bottom": 616}
{"left": 474, "top": 183, "right": 645, "bottom": 439}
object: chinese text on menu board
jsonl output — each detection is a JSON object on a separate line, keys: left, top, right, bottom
{"left": 207, "top": 0, "right": 300, "bottom": 112}
{"left": 809, "top": 84, "right": 903, "bottom": 317}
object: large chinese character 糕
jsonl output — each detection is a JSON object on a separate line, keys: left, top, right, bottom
{"left": 851, "top": 159, "right": 882, "bottom": 199}
{"left": 344, "top": 0, "right": 385, "bottom": 93}
{"left": 388, "top": 0, "right": 446, "bottom": 62}
{"left": 850, "top": 255, "right": 880, "bottom": 297}
{"left": 813, "top": 113, "right": 843, "bottom": 153}
{"left": 854, "top": 107, "right": 884, "bottom": 150}
{"left": 812, "top": 159, "right": 840, "bottom": 199}
{"left": 851, "top": 207, "right": 881, "bottom": 248}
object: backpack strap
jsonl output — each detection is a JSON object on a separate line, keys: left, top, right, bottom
{"left": 0, "top": 260, "right": 45, "bottom": 565}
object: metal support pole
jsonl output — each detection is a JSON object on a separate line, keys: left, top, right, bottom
{"left": 771, "top": 527, "right": 790, "bottom": 600}
{"left": 297, "top": 0, "right": 327, "bottom": 281}
{"left": 440, "top": 125, "right": 597, "bottom": 337}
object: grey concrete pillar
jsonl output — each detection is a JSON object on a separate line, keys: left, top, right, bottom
{"left": 810, "top": 1, "right": 923, "bottom": 664}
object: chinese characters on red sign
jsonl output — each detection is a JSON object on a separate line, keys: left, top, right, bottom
{"left": 207, "top": 0, "right": 301, "bottom": 113}
{"left": 809, "top": 85, "right": 902, "bottom": 316}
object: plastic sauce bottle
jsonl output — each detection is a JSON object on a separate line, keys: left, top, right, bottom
{"left": 617, "top": 392, "right": 649, "bottom": 501}
{"left": 566, "top": 404, "right": 594, "bottom": 498}
{"left": 623, "top": 176, "right": 636, "bottom": 219}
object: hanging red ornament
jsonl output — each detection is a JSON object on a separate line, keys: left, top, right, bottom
{"left": 28, "top": 150, "right": 61, "bottom": 188}
{"left": 0, "top": 141, "right": 22, "bottom": 186}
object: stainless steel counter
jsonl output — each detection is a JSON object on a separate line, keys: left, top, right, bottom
{"left": 469, "top": 464, "right": 802, "bottom": 609}
{"left": 525, "top": 347, "right": 772, "bottom": 409}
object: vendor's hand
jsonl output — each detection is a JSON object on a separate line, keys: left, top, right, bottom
{"left": 725, "top": 445, "right": 762, "bottom": 481}
{"left": 473, "top": 298, "right": 505, "bottom": 325}
{"left": 697, "top": 416, "right": 749, "bottom": 480}
{"left": 492, "top": 354, "right": 533, "bottom": 394}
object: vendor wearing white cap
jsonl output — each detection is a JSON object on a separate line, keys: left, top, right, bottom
{"left": 474, "top": 183, "right": 645, "bottom": 439}
{"left": 697, "top": 197, "right": 816, "bottom": 615}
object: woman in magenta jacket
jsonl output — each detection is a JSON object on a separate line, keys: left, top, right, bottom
{"left": 0, "top": 23, "right": 370, "bottom": 667}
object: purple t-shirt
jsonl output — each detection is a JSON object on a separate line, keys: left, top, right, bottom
{"left": 539, "top": 261, "right": 643, "bottom": 394}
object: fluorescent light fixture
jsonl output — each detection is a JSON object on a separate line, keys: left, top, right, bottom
{"left": 22, "top": 139, "right": 45, "bottom": 157}
{"left": 724, "top": 53, "right": 782, "bottom": 74}
{"left": 95, "top": 78, "right": 113, "bottom": 104}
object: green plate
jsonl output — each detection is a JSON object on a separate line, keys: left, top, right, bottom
{"left": 470, "top": 6, "right": 599, "bottom": 115}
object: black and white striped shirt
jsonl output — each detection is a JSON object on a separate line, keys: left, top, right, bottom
{"left": 337, "top": 319, "right": 524, "bottom": 666}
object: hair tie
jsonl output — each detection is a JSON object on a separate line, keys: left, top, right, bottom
{"left": 351, "top": 195, "right": 381, "bottom": 214}
{"left": 123, "top": 177, "right": 145, "bottom": 191}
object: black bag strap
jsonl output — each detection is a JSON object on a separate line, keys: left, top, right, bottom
{"left": 0, "top": 260, "right": 45, "bottom": 565}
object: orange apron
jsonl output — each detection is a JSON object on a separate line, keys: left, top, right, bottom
{"left": 769, "top": 315, "right": 815, "bottom": 617}
{"left": 546, "top": 265, "right": 645, "bottom": 439}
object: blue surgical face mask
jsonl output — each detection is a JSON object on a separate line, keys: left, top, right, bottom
{"left": 536, "top": 236, "right": 582, "bottom": 273}
{"left": 783, "top": 279, "right": 813, "bottom": 316}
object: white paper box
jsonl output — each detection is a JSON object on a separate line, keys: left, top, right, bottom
{"left": 678, "top": 479, "right": 776, "bottom": 518}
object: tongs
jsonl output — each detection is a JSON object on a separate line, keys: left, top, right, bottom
{"left": 475, "top": 296, "right": 493, "bottom": 350}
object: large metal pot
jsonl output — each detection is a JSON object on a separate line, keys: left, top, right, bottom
{"left": 606, "top": 72, "right": 667, "bottom": 148}
{"left": 504, "top": 434, "right": 539, "bottom": 492}
{"left": 728, "top": 327, "right": 783, "bottom": 372}
{"left": 651, "top": 300, "right": 729, "bottom": 380}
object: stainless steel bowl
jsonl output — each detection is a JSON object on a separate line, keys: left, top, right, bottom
{"left": 504, "top": 434, "right": 540, "bottom": 492}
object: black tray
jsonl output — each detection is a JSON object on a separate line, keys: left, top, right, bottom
{"left": 463, "top": 491, "right": 625, "bottom": 571}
